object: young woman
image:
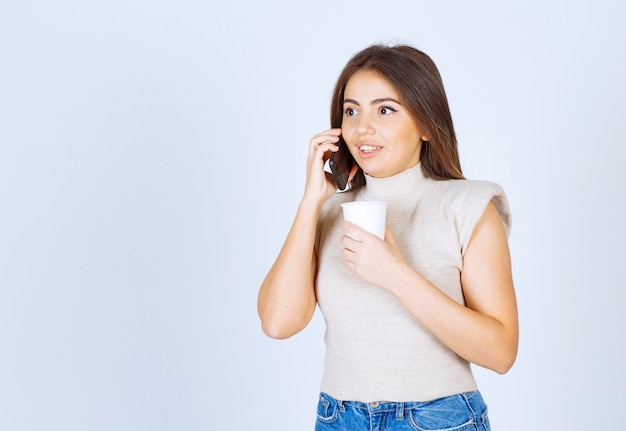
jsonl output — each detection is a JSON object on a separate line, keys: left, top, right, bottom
{"left": 258, "top": 43, "right": 518, "bottom": 431}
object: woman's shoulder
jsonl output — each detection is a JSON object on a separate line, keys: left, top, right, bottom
{"left": 434, "top": 177, "right": 504, "bottom": 195}
{"left": 433, "top": 178, "right": 511, "bottom": 238}
{"left": 433, "top": 178, "right": 507, "bottom": 206}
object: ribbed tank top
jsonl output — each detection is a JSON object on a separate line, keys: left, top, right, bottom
{"left": 315, "top": 163, "right": 511, "bottom": 402}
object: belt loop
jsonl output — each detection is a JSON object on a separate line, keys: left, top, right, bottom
{"left": 338, "top": 399, "right": 345, "bottom": 413}
{"left": 395, "top": 402, "right": 405, "bottom": 420}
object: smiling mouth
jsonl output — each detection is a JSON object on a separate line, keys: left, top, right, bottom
{"left": 359, "top": 145, "right": 381, "bottom": 153}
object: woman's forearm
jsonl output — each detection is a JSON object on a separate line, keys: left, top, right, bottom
{"left": 389, "top": 264, "right": 518, "bottom": 373}
{"left": 257, "top": 198, "right": 323, "bottom": 339}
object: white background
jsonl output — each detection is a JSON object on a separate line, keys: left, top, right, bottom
{"left": 1, "top": 1, "right": 625, "bottom": 429}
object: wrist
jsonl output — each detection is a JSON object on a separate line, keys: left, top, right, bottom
{"left": 385, "top": 260, "right": 424, "bottom": 297}
{"left": 298, "top": 195, "right": 324, "bottom": 217}
{"left": 300, "top": 191, "right": 329, "bottom": 212}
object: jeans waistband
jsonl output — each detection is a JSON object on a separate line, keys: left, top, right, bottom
{"left": 324, "top": 390, "right": 484, "bottom": 416}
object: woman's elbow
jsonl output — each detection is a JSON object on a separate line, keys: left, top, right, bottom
{"left": 259, "top": 310, "right": 311, "bottom": 340}
{"left": 261, "top": 319, "right": 297, "bottom": 340}
{"left": 493, "top": 359, "right": 515, "bottom": 375}
{"left": 491, "top": 345, "right": 518, "bottom": 375}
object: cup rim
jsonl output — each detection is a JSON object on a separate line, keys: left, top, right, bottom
{"left": 340, "top": 200, "right": 386, "bottom": 207}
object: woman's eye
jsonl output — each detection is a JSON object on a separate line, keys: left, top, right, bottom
{"left": 344, "top": 107, "right": 357, "bottom": 116}
{"left": 380, "top": 106, "right": 396, "bottom": 115}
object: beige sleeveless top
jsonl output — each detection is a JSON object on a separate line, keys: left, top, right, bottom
{"left": 315, "top": 163, "right": 511, "bottom": 402}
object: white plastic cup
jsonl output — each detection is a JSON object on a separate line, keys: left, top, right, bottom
{"left": 340, "top": 201, "right": 387, "bottom": 240}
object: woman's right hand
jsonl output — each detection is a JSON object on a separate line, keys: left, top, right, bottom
{"left": 303, "top": 128, "right": 342, "bottom": 204}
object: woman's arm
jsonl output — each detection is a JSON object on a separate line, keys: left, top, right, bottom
{"left": 257, "top": 199, "right": 321, "bottom": 339}
{"left": 342, "top": 202, "right": 519, "bottom": 373}
{"left": 257, "top": 129, "right": 342, "bottom": 339}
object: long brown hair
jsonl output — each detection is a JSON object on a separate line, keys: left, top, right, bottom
{"left": 330, "top": 44, "right": 464, "bottom": 180}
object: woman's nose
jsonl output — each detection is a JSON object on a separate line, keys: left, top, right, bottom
{"left": 356, "top": 114, "right": 375, "bottom": 135}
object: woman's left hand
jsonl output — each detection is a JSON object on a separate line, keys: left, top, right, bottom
{"left": 341, "top": 222, "right": 406, "bottom": 290}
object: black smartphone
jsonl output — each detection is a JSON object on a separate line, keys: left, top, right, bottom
{"left": 329, "top": 137, "right": 365, "bottom": 191}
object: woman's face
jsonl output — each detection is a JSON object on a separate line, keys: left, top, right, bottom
{"left": 341, "top": 70, "right": 427, "bottom": 178}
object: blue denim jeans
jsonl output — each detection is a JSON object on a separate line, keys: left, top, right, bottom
{"left": 315, "top": 390, "right": 490, "bottom": 431}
